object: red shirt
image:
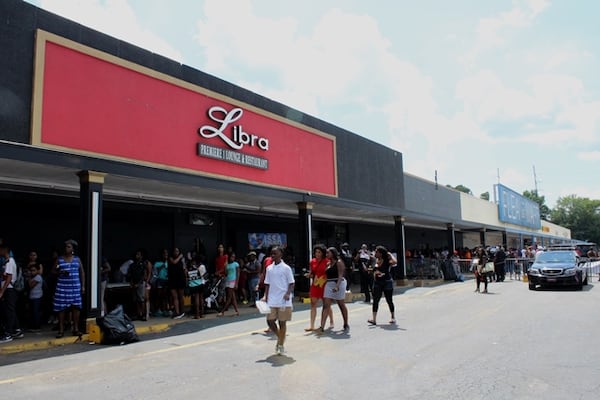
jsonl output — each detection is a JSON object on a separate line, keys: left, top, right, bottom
{"left": 215, "top": 254, "right": 228, "bottom": 276}
{"left": 309, "top": 257, "right": 328, "bottom": 298}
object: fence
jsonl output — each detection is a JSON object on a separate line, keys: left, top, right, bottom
{"left": 403, "top": 257, "right": 600, "bottom": 281}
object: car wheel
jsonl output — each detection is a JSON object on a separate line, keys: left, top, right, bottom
{"left": 528, "top": 282, "right": 536, "bottom": 290}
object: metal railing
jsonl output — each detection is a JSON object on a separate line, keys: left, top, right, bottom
{"left": 403, "top": 257, "right": 600, "bottom": 281}
{"left": 406, "top": 258, "right": 442, "bottom": 279}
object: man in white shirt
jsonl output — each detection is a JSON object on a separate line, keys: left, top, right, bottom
{"left": 263, "top": 246, "right": 295, "bottom": 355}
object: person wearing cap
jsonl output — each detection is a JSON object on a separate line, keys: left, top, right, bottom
{"left": 340, "top": 242, "right": 353, "bottom": 283}
{"left": 245, "top": 251, "right": 261, "bottom": 305}
{"left": 53, "top": 239, "right": 85, "bottom": 338}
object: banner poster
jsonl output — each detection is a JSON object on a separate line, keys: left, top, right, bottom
{"left": 248, "top": 233, "right": 287, "bottom": 250}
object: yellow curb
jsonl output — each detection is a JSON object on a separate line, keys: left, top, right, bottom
{"left": 135, "top": 323, "right": 171, "bottom": 335}
{"left": 0, "top": 322, "right": 174, "bottom": 354}
{"left": 0, "top": 334, "right": 91, "bottom": 355}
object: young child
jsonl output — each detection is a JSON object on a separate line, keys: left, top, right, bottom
{"left": 28, "top": 264, "right": 44, "bottom": 331}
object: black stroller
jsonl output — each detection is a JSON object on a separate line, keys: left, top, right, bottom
{"left": 203, "top": 275, "right": 224, "bottom": 312}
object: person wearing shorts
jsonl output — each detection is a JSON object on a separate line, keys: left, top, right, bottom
{"left": 217, "top": 252, "right": 240, "bottom": 317}
{"left": 263, "top": 246, "right": 295, "bottom": 355}
{"left": 317, "top": 247, "right": 349, "bottom": 334}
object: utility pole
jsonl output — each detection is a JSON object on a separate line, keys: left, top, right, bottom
{"left": 533, "top": 165, "right": 539, "bottom": 195}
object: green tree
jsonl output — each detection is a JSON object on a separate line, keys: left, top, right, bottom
{"left": 522, "top": 190, "right": 551, "bottom": 220}
{"left": 550, "top": 195, "right": 600, "bottom": 244}
{"left": 480, "top": 192, "right": 490, "bottom": 201}
{"left": 446, "top": 184, "right": 473, "bottom": 195}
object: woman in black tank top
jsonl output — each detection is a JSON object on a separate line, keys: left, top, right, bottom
{"left": 367, "top": 246, "right": 396, "bottom": 325}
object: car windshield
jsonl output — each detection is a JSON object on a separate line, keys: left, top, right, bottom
{"left": 536, "top": 252, "right": 576, "bottom": 264}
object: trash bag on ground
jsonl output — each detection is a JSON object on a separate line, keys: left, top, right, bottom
{"left": 96, "top": 304, "right": 139, "bottom": 345}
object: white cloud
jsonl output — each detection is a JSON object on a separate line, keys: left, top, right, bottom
{"left": 454, "top": 69, "right": 600, "bottom": 146}
{"left": 464, "top": 0, "right": 550, "bottom": 67}
{"left": 578, "top": 151, "right": 600, "bottom": 161}
{"left": 194, "top": 0, "right": 442, "bottom": 151}
{"left": 39, "top": 0, "right": 183, "bottom": 62}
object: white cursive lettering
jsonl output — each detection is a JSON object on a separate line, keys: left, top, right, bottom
{"left": 198, "top": 106, "right": 269, "bottom": 151}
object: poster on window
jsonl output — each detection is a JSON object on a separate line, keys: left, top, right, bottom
{"left": 248, "top": 233, "right": 287, "bottom": 250}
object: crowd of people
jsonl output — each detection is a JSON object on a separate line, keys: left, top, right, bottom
{"left": 0, "top": 237, "right": 302, "bottom": 343}
{"left": 5, "top": 233, "right": 587, "bottom": 350}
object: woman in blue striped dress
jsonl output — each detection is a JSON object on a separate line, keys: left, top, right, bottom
{"left": 53, "top": 239, "right": 85, "bottom": 338}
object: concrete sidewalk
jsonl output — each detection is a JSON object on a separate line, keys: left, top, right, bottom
{"left": 0, "top": 280, "right": 443, "bottom": 355}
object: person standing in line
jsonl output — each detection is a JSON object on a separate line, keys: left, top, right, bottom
{"left": 0, "top": 241, "right": 24, "bottom": 342}
{"left": 53, "top": 239, "right": 85, "bottom": 338}
{"left": 217, "top": 252, "right": 240, "bottom": 317}
{"left": 100, "top": 257, "right": 111, "bottom": 316}
{"left": 340, "top": 242, "right": 353, "bottom": 286}
{"left": 186, "top": 254, "right": 207, "bottom": 319}
{"left": 168, "top": 247, "right": 186, "bottom": 319}
{"left": 263, "top": 246, "right": 295, "bottom": 355}
{"left": 214, "top": 243, "right": 228, "bottom": 278}
{"left": 450, "top": 250, "right": 461, "bottom": 279}
{"left": 27, "top": 263, "right": 43, "bottom": 331}
{"left": 128, "top": 249, "right": 152, "bottom": 321}
{"left": 25, "top": 250, "right": 45, "bottom": 325}
{"left": 367, "top": 246, "right": 396, "bottom": 325}
{"left": 357, "top": 244, "right": 373, "bottom": 303}
{"left": 473, "top": 247, "right": 489, "bottom": 294}
{"left": 245, "top": 251, "right": 261, "bottom": 306}
{"left": 317, "top": 247, "right": 349, "bottom": 334}
{"left": 494, "top": 245, "right": 507, "bottom": 282}
{"left": 152, "top": 249, "right": 170, "bottom": 317}
{"left": 237, "top": 255, "right": 248, "bottom": 305}
{"left": 304, "top": 244, "right": 333, "bottom": 332}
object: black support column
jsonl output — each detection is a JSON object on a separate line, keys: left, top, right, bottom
{"left": 447, "top": 223, "right": 456, "bottom": 252}
{"left": 480, "top": 229, "right": 486, "bottom": 247}
{"left": 297, "top": 202, "right": 313, "bottom": 274}
{"left": 394, "top": 216, "right": 408, "bottom": 284}
{"left": 78, "top": 170, "right": 106, "bottom": 320}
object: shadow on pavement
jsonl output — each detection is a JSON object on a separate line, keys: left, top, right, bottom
{"left": 256, "top": 354, "right": 296, "bottom": 367}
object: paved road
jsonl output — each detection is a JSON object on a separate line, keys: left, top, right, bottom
{"left": 1, "top": 278, "right": 599, "bottom": 399}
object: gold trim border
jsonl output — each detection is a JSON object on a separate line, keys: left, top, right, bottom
{"left": 30, "top": 29, "right": 338, "bottom": 198}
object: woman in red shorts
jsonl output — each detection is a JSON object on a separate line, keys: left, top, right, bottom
{"left": 304, "top": 244, "right": 334, "bottom": 331}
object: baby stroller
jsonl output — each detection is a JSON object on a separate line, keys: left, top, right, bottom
{"left": 204, "top": 275, "right": 224, "bottom": 312}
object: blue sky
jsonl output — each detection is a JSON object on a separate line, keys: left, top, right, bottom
{"left": 26, "top": 0, "right": 600, "bottom": 208}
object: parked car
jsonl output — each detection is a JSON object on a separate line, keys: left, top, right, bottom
{"left": 527, "top": 250, "right": 589, "bottom": 290}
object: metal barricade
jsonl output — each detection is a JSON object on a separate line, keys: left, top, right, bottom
{"left": 458, "top": 259, "right": 473, "bottom": 274}
{"left": 406, "top": 258, "right": 442, "bottom": 279}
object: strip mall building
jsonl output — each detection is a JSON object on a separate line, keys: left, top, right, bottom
{"left": 1, "top": 1, "right": 570, "bottom": 315}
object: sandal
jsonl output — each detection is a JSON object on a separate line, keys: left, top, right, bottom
{"left": 304, "top": 327, "right": 314, "bottom": 332}
{"left": 55, "top": 331, "right": 64, "bottom": 338}
{"left": 389, "top": 319, "right": 396, "bottom": 324}
{"left": 367, "top": 319, "right": 376, "bottom": 326}
{"left": 315, "top": 327, "right": 325, "bottom": 335}
{"left": 72, "top": 330, "right": 82, "bottom": 337}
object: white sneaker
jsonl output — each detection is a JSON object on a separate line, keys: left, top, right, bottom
{"left": 174, "top": 313, "right": 185, "bottom": 320}
{"left": 276, "top": 345, "right": 284, "bottom": 355}
{"left": 0, "top": 334, "right": 13, "bottom": 343}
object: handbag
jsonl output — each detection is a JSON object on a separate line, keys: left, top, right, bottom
{"left": 255, "top": 300, "right": 271, "bottom": 314}
{"left": 482, "top": 262, "right": 495, "bottom": 274}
